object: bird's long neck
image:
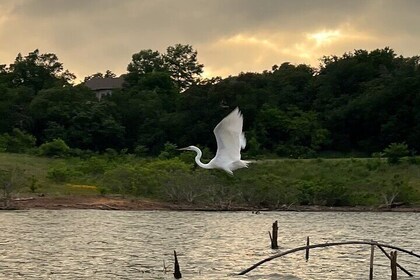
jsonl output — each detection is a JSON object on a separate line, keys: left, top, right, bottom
{"left": 189, "top": 146, "right": 211, "bottom": 169}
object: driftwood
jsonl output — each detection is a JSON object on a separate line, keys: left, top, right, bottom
{"left": 13, "top": 197, "right": 35, "bottom": 201}
{"left": 238, "top": 240, "right": 420, "bottom": 275}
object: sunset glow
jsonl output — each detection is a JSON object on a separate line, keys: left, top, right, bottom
{"left": 0, "top": 0, "right": 418, "bottom": 79}
{"left": 307, "top": 30, "right": 342, "bottom": 45}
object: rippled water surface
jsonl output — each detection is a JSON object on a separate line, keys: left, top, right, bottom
{"left": 0, "top": 210, "right": 419, "bottom": 279}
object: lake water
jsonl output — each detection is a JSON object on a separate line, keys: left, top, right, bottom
{"left": 0, "top": 210, "right": 419, "bottom": 279}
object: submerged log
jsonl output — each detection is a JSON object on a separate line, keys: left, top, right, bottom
{"left": 238, "top": 240, "right": 420, "bottom": 275}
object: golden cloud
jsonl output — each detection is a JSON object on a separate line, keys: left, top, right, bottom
{"left": 199, "top": 24, "right": 378, "bottom": 77}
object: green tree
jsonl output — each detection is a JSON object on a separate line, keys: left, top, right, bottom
{"left": 126, "top": 44, "right": 204, "bottom": 92}
{"left": 0, "top": 86, "right": 35, "bottom": 133}
{"left": 0, "top": 128, "right": 36, "bottom": 153}
{"left": 383, "top": 142, "right": 409, "bottom": 164}
{"left": 83, "top": 70, "right": 116, "bottom": 82}
{"left": 8, "top": 49, "right": 75, "bottom": 91}
{"left": 29, "top": 86, "right": 125, "bottom": 151}
{"left": 125, "top": 49, "right": 165, "bottom": 87}
{"left": 163, "top": 44, "right": 204, "bottom": 91}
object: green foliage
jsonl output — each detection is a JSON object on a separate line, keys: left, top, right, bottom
{"left": 134, "top": 145, "right": 149, "bottom": 157}
{"left": 101, "top": 158, "right": 190, "bottom": 197}
{"left": 2, "top": 152, "right": 420, "bottom": 208}
{"left": 101, "top": 165, "right": 139, "bottom": 196}
{"left": 160, "top": 171, "right": 208, "bottom": 204}
{"left": 365, "top": 158, "right": 382, "bottom": 171}
{"left": 0, "top": 128, "right": 36, "bottom": 153}
{"left": 318, "top": 183, "right": 349, "bottom": 206}
{"left": 29, "top": 175, "right": 38, "bottom": 193}
{"left": 75, "top": 156, "right": 110, "bottom": 175}
{"left": 38, "top": 138, "right": 70, "bottom": 157}
{"left": 0, "top": 167, "right": 26, "bottom": 207}
{"left": 47, "top": 163, "right": 77, "bottom": 182}
{"left": 383, "top": 142, "right": 409, "bottom": 164}
{"left": 8, "top": 49, "right": 75, "bottom": 91}
{"left": 1, "top": 46, "right": 420, "bottom": 163}
{"left": 126, "top": 44, "right": 203, "bottom": 91}
{"left": 164, "top": 44, "right": 204, "bottom": 90}
{"left": 158, "top": 142, "right": 178, "bottom": 159}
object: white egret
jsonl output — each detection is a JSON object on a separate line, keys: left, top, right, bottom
{"left": 179, "top": 107, "right": 249, "bottom": 175}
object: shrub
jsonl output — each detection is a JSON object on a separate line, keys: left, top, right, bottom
{"left": 295, "top": 179, "right": 349, "bottom": 206}
{"left": 100, "top": 159, "right": 192, "bottom": 197}
{"left": 29, "top": 175, "right": 38, "bottom": 193}
{"left": 134, "top": 145, "right": 149, "bottom": 157}
{"left": 47, "top": 164, "right": 79, "bottom": 182}
{"left": 158, "top": 142, "right": 178, "bottom": 159}
{"left": 68, "top": 148, "right": 94, "bottom": 158}
{"left": 101, "top": 165, "right": 138, "bottom": 196}
{"left": 383, "top": 142, "right": 409, "bottom": 164}
{"left": 0, "top": 128, "right": 36, "bottom": 153}
{"left": 0, "top": 167, "right": 26, "bottom": 208}
{"left": 39, "top": 138, "right": 70, "bottom": 157}
{"left": 162, "top": 171, "right": 207, "bottom": 204}
{"left": 296, "top": 180, "right": 319, "bottom": 205}
{"left": 76, "top": 156, "right": 110, "bottom": 175}
{"left": 365, "top": 158, "right": 382, "bottom": 171}
{"left": 348, "top": 191, "right": 380, "bottom": 206}
{"left": 275, "top": 145, "right": 316, "bottom": 159}
{"left": 104, "top": 148, "right": 118, "bottom": 157}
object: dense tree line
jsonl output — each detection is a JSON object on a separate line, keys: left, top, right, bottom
{"left": 0, "top": 46, "right": 419, "bottom": 158}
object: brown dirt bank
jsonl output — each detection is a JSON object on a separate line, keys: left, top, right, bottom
{"left": 3, "top": 196, "right": 420, "bottom": 212}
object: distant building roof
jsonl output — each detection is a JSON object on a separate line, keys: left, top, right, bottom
{"left": 84, "top": 76, "right": 124, "bottom": 91}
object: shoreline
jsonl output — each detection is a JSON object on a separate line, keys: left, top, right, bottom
{"left": 2, "top": 195, "right": 420, "bottom": 212}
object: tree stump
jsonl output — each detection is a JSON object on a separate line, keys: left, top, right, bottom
{"left": 173, "top": 250, "right": 182, "bottom": 279}
{"left": 269, "top": 221, "right": 279, "bottom": 249}
{"left": 390, "top": 251, "right": 397, "bottom": 280}
{"left": 305, "top": 236, "right": 310, "bottom": 261}
{"left": 369, "top": 244, "right": 375, "bottom": 280}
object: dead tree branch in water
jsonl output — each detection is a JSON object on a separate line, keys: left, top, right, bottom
{"left": 238, "top": 240, "right": 420, "bottom": 275}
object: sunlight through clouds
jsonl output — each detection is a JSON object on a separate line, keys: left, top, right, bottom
{"left": 1, "top": 0, "right": 419, "bottom": 80}
{"left": 0, "top": 2, "right": 14, "bottom": 30}
{"left": 307, "top": 30, "right": 342, "bottom": 46}
{"left": 224, "top": 34, "right": 279, "bottom": 51}
{"left": 200, "top": 24, "right": 378, "bottom": 77}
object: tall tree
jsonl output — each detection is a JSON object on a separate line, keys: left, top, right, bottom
{"left": 125, "top": 49, "right": 165, "bottom": 87}
{"left": 84, "top": 70, "right": 117, "bottom": 82}
{"left": 8, "top": 49, "right": 75, "bottom": 92}
{"left": 163, "top": 44, "right": 204, "bottom": 91}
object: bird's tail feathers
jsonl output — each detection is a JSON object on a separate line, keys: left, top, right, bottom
{"left": 230, "top": 160, "right": 250, "bottom": 171}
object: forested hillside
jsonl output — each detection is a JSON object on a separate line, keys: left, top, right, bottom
{"left": 1, "top": 46, "right": 419, "bottom": 158}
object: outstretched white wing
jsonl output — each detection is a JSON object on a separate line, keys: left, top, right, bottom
{"left": 211, "top": 108, "right": 246, "bottom": 167}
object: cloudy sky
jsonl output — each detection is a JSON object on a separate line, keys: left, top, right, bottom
{"left": 1, "top": 0, "right": 419, "bottom": 82}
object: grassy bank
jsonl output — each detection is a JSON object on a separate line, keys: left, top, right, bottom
{"left": 1, "top": 152, "right": 420, "bottom": 209}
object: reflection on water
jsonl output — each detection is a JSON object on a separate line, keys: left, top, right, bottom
{"left": 0, "top": 210, "right": 419, "bottom": 279}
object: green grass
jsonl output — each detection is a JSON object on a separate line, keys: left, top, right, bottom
{"left": 1, "top": 152, "right": 419, "bottom": 208}
{"left": 0, "top": 153, "right": 98, "bottom": 196}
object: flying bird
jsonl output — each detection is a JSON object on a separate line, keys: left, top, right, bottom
{"left": 179, "top": 107, "right": 249, "bottom": 175}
